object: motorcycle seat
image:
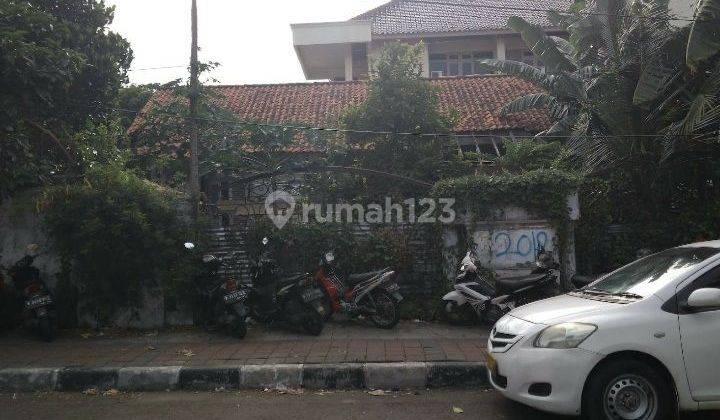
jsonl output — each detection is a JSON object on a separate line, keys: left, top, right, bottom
{"left": 278, "top": 273, "right": 308, "bottom": 286}
{"left": 347, "top": 269, "right": 385, "bottom": 285}
{"left": 495, "top": 273, "right": 547, "bottom": 293}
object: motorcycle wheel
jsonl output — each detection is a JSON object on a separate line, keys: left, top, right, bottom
{"left": 369, "top": 290, "right": 400, "bottom": 329}
{"left": 303, "top": 308, "right": 324, "bottom": 336}
{"left": 439, "top": 301, "right": 477, "bottom": 326}
{"left": 320, "top": 294, "right": 334, "bottom": 322}
{"left": 39, "top": 316, "right": 55, "bottom": 342}
{"left": 229, "top": 318, "right": 247, "bottom": 339}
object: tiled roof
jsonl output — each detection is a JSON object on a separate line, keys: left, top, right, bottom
{"left": 130, "top": 75, "right": 551, "bottom": 152}
{"left": 352, "top": 0, "right": 573, "bottom": 35}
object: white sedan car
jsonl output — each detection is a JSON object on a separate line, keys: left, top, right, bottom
{"left": 488, "top": 241, "right": 720, "bottom": 420}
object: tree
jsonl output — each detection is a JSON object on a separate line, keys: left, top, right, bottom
{"left": 0, "top": 0, "right": 132, "bottom": 198}
{"left": 484, "top": 0, "right": 720, "bottom": 271}
{"left": 117, "top": 84, "right": 159, "bottom": 131}
{"left": 341, "top": 42, "right": 456, "bottom": 199}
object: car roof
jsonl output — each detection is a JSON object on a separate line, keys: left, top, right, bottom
{"left": 678, "top": 240, "right": 720, "bottom": 249}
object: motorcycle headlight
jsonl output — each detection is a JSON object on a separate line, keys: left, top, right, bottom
{"left": 533, "top": 323, "right": 597, "bottom": 349}
{"left": 325, "top": 251, "right": 335, "bottom": 263}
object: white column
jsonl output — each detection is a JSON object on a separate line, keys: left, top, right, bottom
{"left": 344, "top": 44, "right": 353, "bottom": 81}
{"left": 421, "top": 42, "right": 430, "bottom": 78}
{"left": 495, "top": 37, "right": 506, "bottom": 60}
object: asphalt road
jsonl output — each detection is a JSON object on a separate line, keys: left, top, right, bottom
{"left": 0, "top": 390, "right": 718, "bottom": 420}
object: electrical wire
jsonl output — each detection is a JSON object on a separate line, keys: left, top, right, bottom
{"left": 103, "top": 104, "right": 710, "bottom": 140}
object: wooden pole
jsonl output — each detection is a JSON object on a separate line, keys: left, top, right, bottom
{"left": 188, "top": 0, "right": 200, "bottom": 220}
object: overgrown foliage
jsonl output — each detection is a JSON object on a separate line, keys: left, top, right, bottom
{"left": 0, "top": 0, "right": 132, "bottom": 198}
{"left": 245, "top": 219, "right": 413, "bottom": 278}
{"left": 341, "top": 42, "right": 459, "bottom": 199}
{"left": 39, "top": 122, "right": 196, "bottom": 326}
{"left": 487, "top": 0, "right": 720, "bottom": 272}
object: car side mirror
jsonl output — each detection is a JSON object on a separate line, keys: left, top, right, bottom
{"left": 687, "top": 288, "right": 720, "bottom": 309}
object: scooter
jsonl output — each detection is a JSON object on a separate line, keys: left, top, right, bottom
{"left": 440, "top": 246, "right": 559, "bottom": 325}
{"left": 186, "top": 242, "right": 248, "bottom": 339}
{"left": 247, "top": 237, "right": 326, "bottom": 336}
{"left": 6, "top": 245, "right": 57, "bottom": 342}
{"left": 314, "top": 250, "right": 402, "bottom": 329}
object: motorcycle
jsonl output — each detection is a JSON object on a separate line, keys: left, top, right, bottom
{"left": 6, "top": 245, "right": 57, "bottom": 342}
{"left": 247, "top": 237, "right": 326, "bottom": 336}
{"left": 314, "top": 250, "right": 402, "bottom": 329}
{"left": 186, "top": 242, "right": 248, "bottom": 339}
{"left": 440, "top": 246, "right": 559, "bottom": 325}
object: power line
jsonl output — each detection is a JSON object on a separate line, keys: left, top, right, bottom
{"left": 102, "top": 104, "right": 708, "bottom": 140}
{"left": 128, "top": 65, "right": 187, "bottom": 72}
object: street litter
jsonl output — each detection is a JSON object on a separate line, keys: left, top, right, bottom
{"left": 368, "top": 389, "right": 391, "bottom": 396}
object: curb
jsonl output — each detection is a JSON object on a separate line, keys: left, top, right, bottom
{"left": 0, "top": 362, "right": 488, "bottom": 392}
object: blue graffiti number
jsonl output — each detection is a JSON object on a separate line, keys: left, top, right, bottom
{"left": 494, "top": 231, "right": 549, "bottom": 258}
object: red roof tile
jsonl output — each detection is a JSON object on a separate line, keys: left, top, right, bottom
{"left": 129, "top": 75, "right": 551, "bottom": 151}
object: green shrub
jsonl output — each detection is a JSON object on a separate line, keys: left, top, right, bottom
{"left": 41, "top": 165, "right": 197, "bottom": 325}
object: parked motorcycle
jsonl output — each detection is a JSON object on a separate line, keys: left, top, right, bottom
{"left": 247, "top": 237, "right": 326, "bottom": 336}
{"left": 314, "top": 250, "right": 402, "bottom": 329}
{"left": 440, "top": 246, "right": 559, "bottom": 325}
{"left": 6, "top": 245, "right": 57, "bottom": 341}
{"left": 186, "top": 242, "right": 248, "bottom": 339}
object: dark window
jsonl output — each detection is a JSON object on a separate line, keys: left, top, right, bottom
{"left": 447, "top": 54, "right": 459, "bottom": 76}
{"left": 473, "top": 51, "right": 494, "bottom": 74}
{"left": 430, "top": 53, "right": 445, "bottom": 76}
{"left": 461, "top": 54, "right": 472, "bottom": 75}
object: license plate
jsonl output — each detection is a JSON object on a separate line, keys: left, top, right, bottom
{"left": 223, "top": 289, "right": 247, "bottom": 304}
{"left": 25, "top": 295, "right": 52, "bottom": 310}
{"left": 302, "top": 288, "right": 324, "bottom": 302}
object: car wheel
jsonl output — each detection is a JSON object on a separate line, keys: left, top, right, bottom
{"left": 584, "top": 358, "right": 677, "bottom": 420}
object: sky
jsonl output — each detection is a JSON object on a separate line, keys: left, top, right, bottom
{"left": 107, "top": 0, "right": 387, "bottom": 86}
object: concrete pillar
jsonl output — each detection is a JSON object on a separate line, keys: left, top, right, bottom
{"left": 344, "top": 44, "right": 353, "bottom": 81}
{"left": 421, "top": 42, "right": 430, "bottom": 78}
{"left": 495, "top": 37, "right": 506, "bottom": 60}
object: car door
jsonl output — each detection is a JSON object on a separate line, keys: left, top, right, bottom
{"left": 676, "top": 264, "right": 720, "bottom": 402}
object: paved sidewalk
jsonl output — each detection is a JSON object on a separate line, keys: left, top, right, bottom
{"left": 0, "top": 320, "right": 488, "bottom": 369}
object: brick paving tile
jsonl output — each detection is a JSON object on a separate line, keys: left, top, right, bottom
{"left": 0, "top": 322, "right": 489, "bottom": 368}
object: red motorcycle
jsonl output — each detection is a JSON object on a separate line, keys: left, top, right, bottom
{"left": 314, "top": 250, "right": 402, "bottom": 329}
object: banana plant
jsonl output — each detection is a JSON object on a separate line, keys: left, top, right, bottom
{"left": 687, "top": 0, "right": 720, "bottom": 68}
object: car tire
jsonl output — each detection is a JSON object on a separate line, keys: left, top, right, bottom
{"left": 583, "top": 358, "right": 677, "bottom": 420}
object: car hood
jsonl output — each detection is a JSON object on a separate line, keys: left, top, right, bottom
{"left": 509, "top": 294, "right": 622, "bottom": 325}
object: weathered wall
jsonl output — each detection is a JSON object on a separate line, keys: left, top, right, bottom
{"left": 1, "top": 195, "right": 185, "bottom": 329}
{"left": 442, "top": 206, "right": 573, "bottom": 281}
{"left": 0, "top": 194, "right": 60, "bottom": 290}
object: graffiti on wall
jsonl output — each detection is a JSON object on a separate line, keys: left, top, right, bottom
{"left": 472, "top": 228, "right": 556, "bottom": 269}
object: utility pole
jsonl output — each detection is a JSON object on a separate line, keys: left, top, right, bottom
{"left": 188, "top": 0, "right": 201, "bottom": 220}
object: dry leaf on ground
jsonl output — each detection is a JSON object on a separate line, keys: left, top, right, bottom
{"left": 102, "top": 389, "right": 119, "bottom": 397}
{"left": 177, "top": 348, "right": 195, "bottom": 357}
{"left": 368, "top": 390, "right": 390, "bottom": 396}
{"left": 452, "top": 406, "right": 464, "bottom": 414}
{"left": 82, "top": 388, "right": 99, "bottom": 396}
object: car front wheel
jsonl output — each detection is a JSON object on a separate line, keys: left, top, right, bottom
{"left": 584, "top": 358, "right": 677, "bottom": 420}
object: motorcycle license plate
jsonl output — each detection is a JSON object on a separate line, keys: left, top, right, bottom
{"left": 385, "top": 283, "right": 400, "bottom": 292}
{"left": 25, "top": 295, "right": 52, "bottom": 310}
{"left": 223, "top": 289, "right": 247, "bottom": 304}
{"left": 302, "top": 288, "right": 324, "bottom": 303}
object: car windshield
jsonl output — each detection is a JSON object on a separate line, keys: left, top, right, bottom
{"left": 586, "top": 247, "right": 720, "bottom": 298}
